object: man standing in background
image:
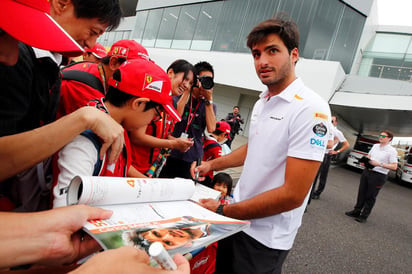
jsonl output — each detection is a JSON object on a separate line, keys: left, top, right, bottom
{"left": 224, "top": 106, "right": 244, "bottom": 148}
{"left": 312, "top": 115, "right": 350, "bottom": 199}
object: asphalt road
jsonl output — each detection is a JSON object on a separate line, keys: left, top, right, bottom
{"left": 283, "top": 165, "right": 412, "bottom": 274}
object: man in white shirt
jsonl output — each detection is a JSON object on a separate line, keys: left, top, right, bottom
{"left": 312, "top": 115, "right": 350, "bottom": 199}
{"left": 345, "top": 130, "right": 398, "bottom": 223}
{"left": 193, "top": 17, "right": 331, "bottom": 274}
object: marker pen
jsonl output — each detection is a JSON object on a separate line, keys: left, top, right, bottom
{"left": 194, "top": 158, "right": 201, "bottom": 181}
{"left": 148, "top": 242, "right": 177, "bottom": 270}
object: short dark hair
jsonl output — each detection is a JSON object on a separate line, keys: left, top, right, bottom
{"left": 167, "top": 59, "right": 196, "bottom": 86}
{"left": 105, "top": 69, "right": 160, "bottom": 111}
{"left": 194, "top": 61, "right": 214, "bottom": 78}
{"left": 233, "top": 106, "right": 239, "bottom": 110}
{"left": 212, "top": 172, "right": 233, "bottom": 196}
{"left": 71, "top": 0, "right": 122, "bottom": 31}
{"left": 247, "top": 17, "right": 299, "bottom": 54}
{"left": 381, "top": 130, "right": 394, "bottom": 141}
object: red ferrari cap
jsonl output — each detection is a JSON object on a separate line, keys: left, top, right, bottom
{"left": 85, "top": 42, "right": 107, "bottom": 59}
{"left": 0, "top": 0, "right": 84, "bottom": 56}
{"left": 107, "top": 40, "right": 149, "bottom": 61}
{"left": 216, "top": 121, "right": 231, "bottom": 139}
{"left": 108, "top": 59, "right": 181, "bottom": 122}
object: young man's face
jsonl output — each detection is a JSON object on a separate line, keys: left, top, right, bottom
{"left": 251, "top": 33, "right": 298, "bottom": 92}
{"left": 233, "top": 107, "right": 239, "bottom": 114}
{"left": 124, "top": 102, "right": 160, "bottom": 131}
{"left": 141, "top": 228, "right": 195, "bottom": 250}
{"left": 51, "top": 2, "right": 107, "bottom": 49}
{"left": 0, "top": 31, "right": 19, "bottom": 66}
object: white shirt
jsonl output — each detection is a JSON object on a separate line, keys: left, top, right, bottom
{"left": 52, "top": 135, "right": 98, "bottom": 208}
{"left": 368, "top": 143, "right": 398, "bottom": 175}
{"left": 32, "top": 47, "right": 63, "bottom": 65}
{"left": 331, "top": 126, "right": 347, "bottom": 151}
{"left": 233, "top": 78, "right": 331, "bottom": 250}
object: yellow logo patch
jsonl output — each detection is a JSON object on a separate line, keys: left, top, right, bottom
{"left": 294, "top": 94, "right": 303, "bottom": 100}
{"left": 314, "top": 112, "right": 329, "bottom": 120}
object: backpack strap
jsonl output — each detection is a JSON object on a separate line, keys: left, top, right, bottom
{"left": 62, "top": 70, "right": 105, "bottom": 94}
{"left": 80, "top": 130, "right": 104, "bottom": 176}
{"left": 204, "top": 142, "right": 221, "bottom": 151}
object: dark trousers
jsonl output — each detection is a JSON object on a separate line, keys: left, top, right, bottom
{"left": 215, "top": 231, "right": 289, "bottom": 274}
{"left": 313, "top": 154, "right": 332, "bottom": 196}
{"left": 354, "top": 169, "right": 387, "bottom": 217}
{"left": 159, "top": 157, "right": 192, "bottom": 179}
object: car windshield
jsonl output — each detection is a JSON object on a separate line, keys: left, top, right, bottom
{"left": 353, "top": 142, "right": 374, "bottom": 153}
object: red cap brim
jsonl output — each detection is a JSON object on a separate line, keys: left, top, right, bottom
{"left": 165, "top": 104, "right": 181, "bottom": 122}
{"left": 0, "top": 0, "right": 84, "bottom": 57}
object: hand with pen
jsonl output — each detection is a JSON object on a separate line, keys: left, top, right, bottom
{"left": 70, "top": 246, "right": 189, "bottom": 274}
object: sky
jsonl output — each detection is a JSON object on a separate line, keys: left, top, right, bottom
{"left": 377, "top": 0, "right": 412, "bottom": 26}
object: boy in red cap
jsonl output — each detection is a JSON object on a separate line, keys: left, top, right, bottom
{"left": 201, "top": 121, "right": 231, "bottom": 187}
{"left": 58, "top": 39, "right": 150, "bottom": 118}
{"left": 0, "top": 0, "right": 124, "bottom": 212}
{"left": 83, "top": 42, "right": 107, "bottom": 64}
{"left": 52, "top": 59, "right": 181, "bottom": 208}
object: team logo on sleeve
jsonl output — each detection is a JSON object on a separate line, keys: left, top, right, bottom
{"left": 313, "top": 122, "right": 327, "bottom": 137}
{"left": 314, "top": 112, "right": 329, "bottom": 120}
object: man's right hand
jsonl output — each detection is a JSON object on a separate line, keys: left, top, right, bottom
{"left": 70, "top": 247, "right": 190, "bottom": 274}
{"left": 173, "top": 137, "right": 194, "bottom": 152}
{"left": 190, "top": 160, "right": 212, "bottom": 180}
{"left": 81, "top": 106, "right": 125, "bottom": 165}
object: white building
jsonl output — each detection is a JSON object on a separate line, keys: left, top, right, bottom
{"left": 99, "top": 0, "right": 412, "bottom": 139}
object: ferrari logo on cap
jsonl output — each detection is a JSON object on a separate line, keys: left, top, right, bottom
{"left": 146, "top": 75, "right": 153, "bottom": 83}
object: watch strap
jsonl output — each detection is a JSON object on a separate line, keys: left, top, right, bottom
{"left": 216, "top": 204, "right": 225, "bottom": 216}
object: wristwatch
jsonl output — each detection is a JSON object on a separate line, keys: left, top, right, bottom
{"left": 205, "top": 100, "right": 213, "bottom": 105}
{"left": 216, "top": 204, "right": 225, "bottom": 216}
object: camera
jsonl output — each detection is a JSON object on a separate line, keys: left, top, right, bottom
{"left": 197, "top": 76, "right": 214, "bottom": 89}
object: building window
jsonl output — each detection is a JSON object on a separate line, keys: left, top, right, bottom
{"left": 156, "top": 7, "right": 181, "bottom": 48}
{"left": 359, "top": 33, "right": 412, "bottom": 81}
{"left": 172, "top": 5, "right": 201, "bottom": 49}
{"left": 191, "top": 2, "right": 223, "bottom": 51}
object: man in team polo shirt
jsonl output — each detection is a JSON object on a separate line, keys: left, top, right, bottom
{"left": 193, "top": 17, "right": 332, "bottom": 274}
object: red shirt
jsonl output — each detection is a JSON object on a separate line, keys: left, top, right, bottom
{"left": 202, "top": 136, "right": 223, "bottom": 179}
{"left": 131, "top": 112, "right": 175, "bottom": 174}
{"left": 58, "top": 62, "right": 105, "bottom": 118}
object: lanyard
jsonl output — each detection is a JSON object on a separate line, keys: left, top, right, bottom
{"left": 185, "top": 95, "right": 201, "bottom": 133}
{"left": 98, "top": 64, "right": 106, "bottom": 93}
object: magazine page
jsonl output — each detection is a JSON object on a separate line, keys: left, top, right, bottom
{"left": 83, "top": 200, "right": 249, "bottom": 256}
{"left": 67, "top": 176, "right": 195, "bottom": 206}
{"left": 190, "top": 183, "right": 221, "bottom": 203}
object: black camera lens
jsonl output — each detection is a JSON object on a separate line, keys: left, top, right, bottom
{"left": 198, "top": 76, "right": 214, "bottom": 89}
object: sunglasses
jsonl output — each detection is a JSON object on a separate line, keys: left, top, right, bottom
{"left": 379, "top": 134, "right": 388, "bottom": 138}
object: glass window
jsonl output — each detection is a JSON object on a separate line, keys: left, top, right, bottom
{"left": 368, "top": 34, "right": 410, "bottom": 55}
{"left": 279, "top": 0, "right": 319, "bottom": 52}
{"left": 329, "top": 6, "right": 366, "bottom": 72}
{"left": 132, "top": 10, "right": 148, "bottom": 43}
{"left": 302, "top": 0, "right": 344, "bottom": 61}
{"left": 172, "top": 5, "right": 201, "bottom": 49}
{"left": 156, "top": 7, "right": 181, "bottom": 48}
{"left": 212, "top": 0, "right": 249, "bottom": 52}
{"left": 191, "top": 2, "right": 223, "bottom": 51}
{"left": 142, "top": 9, "right": 163, "bottom": 48}
{"left": 237, "top": 0, "right": 280, "bottom": 53}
